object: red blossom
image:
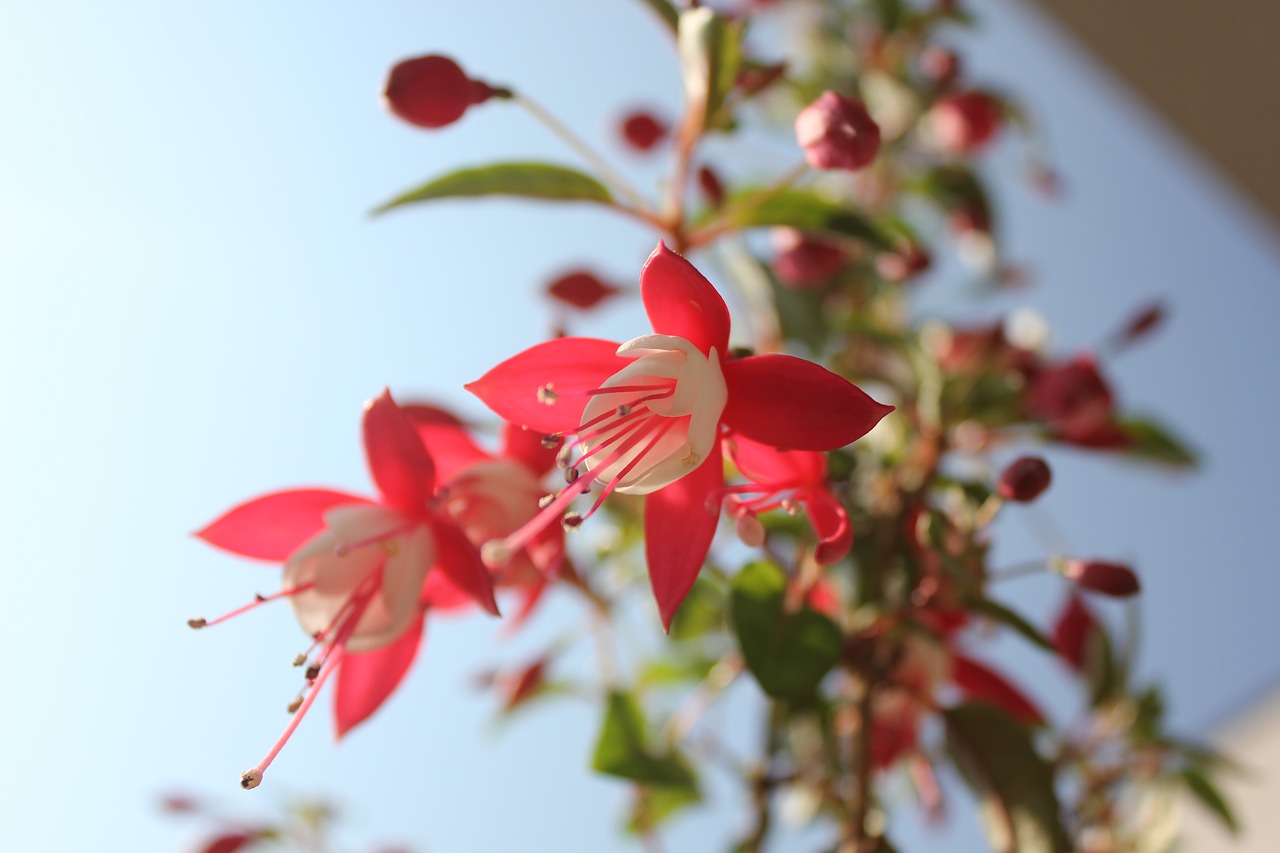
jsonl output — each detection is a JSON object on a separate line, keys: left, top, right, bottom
{"left": 771, "top": 228, "right": 847, "bottom": 289}
{"left": 928, "top": 91, "right": 1003, "bottom": 155}
{"left": 619, "top": 109, "right": 668, "bottom": 152}
{"left": 1052, "top": 593, "right": 1101, "bottom": 671}
{"left": 795, "top": 91, "right": 881, "bottom": 171}
{"left": 467, "top": 243, "right": 892, "bottom": 628}
{"left": 382, "top": 55, "right": 495, "bottom": 130}
{"left": 996, "top": 456, "right": 1052, "bottom": 502}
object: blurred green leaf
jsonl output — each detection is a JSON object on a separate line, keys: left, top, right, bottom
{"left": 731, "top": 562, "right": 842, "bottom": 699}
{"left": 1118, "top": 416, "right": 1197, "bottom": 468}
{"left": 669, "top": 577, "right": 726, "bottom": 641}
{"left": 373, "top": 162, "right": 613, "bottom": 214}
{"left": 1083, "top": 620, "right": 1119, "bottom": 707}
{"left": 591, "top": 691, "right": 697, "bottom": 788}
{"left": 677, "top": 8, "right": 741, "bottom": 131}
{"left": 626, "top": 783, "right": 701, "bottom": 834}
{"left": 968, "top": 597, "right": 1055, "bottom": 654}
{"left": 713, "top": 189, "right": 890, "bottom": 247}
{"left": 1182, "top": 767, "right": 1239, "bottom": 835}
{"left": 770, "top": 271, "right": 830, "bottom": 354}
{"left": 635, "top": 0, "right": 679, "bottom": 32}
{"left": 640, "top": 656, "right": 718, "bottom": 687}
{"left": 945, "top": 703, "right": 1070, "bottom": 853}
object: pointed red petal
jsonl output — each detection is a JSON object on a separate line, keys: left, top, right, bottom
{"left": 431, "top": 519, "right": 500, "bottom": 616}
{"left": 805, "top": 489, "right": 853, "bottom": 565}
{"left": 644, "top": 440, "right": 723, "bottom": 631}
{"left": 728, "top": 433, "right": 826, "bottom": 483}
{"left": 333, "top": 613, "right": 424, "bottom": 738}
{"left": 363, "top": 390, "right": 436, "bottom": 514}
{"left": 1051, "top": 593, "right": 1099, "bottom": 671}
{"left": 195, "top": 489, "right": 367, "bottom": 561}
{"left": 640, "top": 243, "right": 730, "bottom": 356}
{"left": 722, "top": 355, "right": 894, "bottom": 450}
{"left": 403, "top": 405, "right": 493, "bottom": 484}
{"left": 501, "top": 422, "right": 559, "bottom": 476}
{"left": 420, "top": 567, "right": 473, "bottom": 611}
{"left": 466, "top": 337, "right": 625, "bottom": 434}
{"left": 950, "top": 653, "right": 1046, "bottom": 726}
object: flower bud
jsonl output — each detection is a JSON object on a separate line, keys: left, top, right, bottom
{"left": 618, "top": 110, "right": 668, "bottom": 153}
{"left": 545, "top": 270, "right": 622, "bottom": 311}
{"left": 1051, "top": 594, "right": 1098, "bottom": 671}
{"left": 1061, "top": 559, "right": 1141, "bottom": 598}
{"left": 795, "top": 91, "right": 881, "bottom": 171}
{"left": 697, "top": 165, "right": 726, "bottom": 208}
{"left": 772, "top": 228, "right": 846, "bottom": 288}
{"left": 927, "top": 91, "right": 1003, "bottom": 155}
{"left": 875, "top": 242, "right": 932, "bottom": 283}
{"left": 383, "top": 55, "right": 494, "bottom": 130}
{"left": 996, "top": 456, "right": 1052, "bottom": 502}
{"left": 920, "top": 47, "right": 961, "bottom": 87}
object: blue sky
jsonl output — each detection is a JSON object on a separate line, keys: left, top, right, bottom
{"left": 1, "top": 1, "right": 1277, "bottom": 851}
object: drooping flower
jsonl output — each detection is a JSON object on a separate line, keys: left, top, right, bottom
{"left": 193, "top": 391, "right": 499, "bottom": 788}
{"left": 722, "top": 434, "right": 853, "bottom": 565}
{"left": 467, "top": 243, "right": 893, "bottom": 628}
{"left": 382, "top": 55, "right": 496, "bottom": 130}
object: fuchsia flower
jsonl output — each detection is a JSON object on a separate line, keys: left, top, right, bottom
{"left": 795, "top": 91, "right": 881, "bottom": 172}
{"left": 194, "top": 391, "right": 503, "bottom": 788}
{"left": 467, "top": 243, "right": 892, "bottom": 628}
{"left": 382, "top": 55, "right": 496, "bottom": 130}
{"left": 723, "top": 434, "right": 853, "bottom": 565}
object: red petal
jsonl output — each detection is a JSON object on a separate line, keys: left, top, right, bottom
{"left": 420, "top": 568, "right": 473, "bottom": 611}
{"left": 722, "top": 355, "right": 894, "bottom": 450}
{"left": 727, "top": 433, "right": 825, "bottom": 483}
{"left": 431, "top": 519, "right": 500, "bottom": 616}
{"left": 805, "top": 489, "right": 853, "bottom": 565}
{"left": 402, "top": 405, "right": 493, "bottom": 484}
{"left": 951, "top": 653, "right": 1046, "bottom": 726}
{"left": 640, "top": 243, "right": 730, "bottom": 356}
{"left": 501, "top": 422, "right": 559, "bottom": 476}
{"left": 363, "top": 390, "right": 436, "bottom": 514}
{"left": 333, "top": 613, "right": 424, "bottom": 738}
{"left": 195, "top": 489, "right": 367, "bottom": 561}
{"left": 1051, "top": 593, "right": 1099, "bottom": 672}
{"left": 198, "top": 833, "right": 261, "bottom": 853}
{"left": 465, "top": 337, "right": 625, "bottom": 434}
{"left": 644, "top": 440, "right": 723, "bottom": 631}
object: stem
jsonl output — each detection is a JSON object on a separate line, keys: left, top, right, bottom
{"left": 849, "top": 672, "right": 875, "bottom": 852}
{"left": 686, "top": 159, "right": 810, "bottom": 250}
{"left": 511, "top": 92, "right": 653, "bottom": 212}
{"left": 737, "top": 701, "right": 785, "bottom": 853}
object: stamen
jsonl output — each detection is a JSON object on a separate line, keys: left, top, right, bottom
{"left": 537, "top": 383, "right": 558, "bottom": 404}
{"left": 582, "top": 383, "right": 675, "bottom": 396}
{"left": 286, "top": 697, "right": 303, "bottom": 714}
{"left": 239, "top": 643, "right": 341, "bottom": 791}
{"left": 561, "top": 513, "right": 583, "bottom": 530}
{"left": 188, "top": 583, "right": 316, "bottom": 630}
{"left": 291, "top": 653, "right": 307, "bottom": 667}
{"left": 540, "top": 434, "right": 559, "bottom": 449}
{"left": 537, "top": 494, "right": 556, "bottom": 509}
{"left": 579, "top": 419, "right": 679, "bottom": 521}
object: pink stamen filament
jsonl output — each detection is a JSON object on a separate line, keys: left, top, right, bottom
{"left": 560, "top": 387, "right": 675, "bottom": 441}
{"left": 196, "top": 583, "right": 317, "bottom": 628}
{"left": 333, "top": 521, "right": 417, "bottom": 557}
{"left": 580, "top": 383, "right": 675, "bottom": 396}
{"left": 580, "top": 419, "right": 679, "bottom": 520}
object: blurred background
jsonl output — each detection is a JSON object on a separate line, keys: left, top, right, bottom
{"left": 0, "top": 0, "right": 1276, "bottom": 850}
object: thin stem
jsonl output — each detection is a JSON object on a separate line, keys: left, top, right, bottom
{"left": 737, "top": 700, "right": 785, "bottom": 853}
{"left": 511, "top": 92, "right": 653, "bottom": 212}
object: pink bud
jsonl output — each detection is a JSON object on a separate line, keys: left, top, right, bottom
{"left": 795, "top": 91, "right": 881, "bottom": 171}
{"left": 697, "top": 165, "right": 726, "bottom": 208}
{"left": 920, "top": 47, "right": 961, "bottom": 87}
{"left": 383, "top": 55, "right": 493, "bottom": 130}
{"left": 545, "top": 270, "right": 622, "bottom": 310}
{"left": 772, "top": 228, "right": 846, "bottom": 288}
{"left": 619, "top": 110, "right": 668, "bottom": 152}
{"left": 996, "top": 456, "right": 1052, "bottom": 502}
{"left": 928, "top": 91, "right": 1002, "bottom": 155}
{"left": 1061, "top": 559, "right": 1141, "bottom": 598}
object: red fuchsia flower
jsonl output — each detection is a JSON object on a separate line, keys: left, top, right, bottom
{"left": 194, "top": 391, "right": 500, "bottom": 789}
{"left": 467, "top": 243, "right": 893, "bottom": 628}
{"left": 996, "top": 455, "right": 1052, "bottom": 502}
{"left": 722, "top": 434, "right": 853, "bottom": 565}
{"left": 926, "top": 91, "right": 1003, "bottom": 155}
{"left": 618, "top": 109, "right": 669, "bottom": 153}
{"left": 1024, "top": 353, "right": 1130, "bottom": 449}
{"left": 1060, "top": 558, "right": 1141, "bottom": 598}
{"left": 795, "top": 91, "right": 882, "bottom": 171}
{"left": 382, "top": 55, "right": 497, "bottom": 130}
{"left": 771, "top": 228, "right": 848, "bottom": 289}
{"left": 544, "top": 270, "right": 624, "bottom": 312}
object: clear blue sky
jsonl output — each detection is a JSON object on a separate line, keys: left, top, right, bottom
{"left": 0, "top": 1, "right": 1277, "bottom": 851}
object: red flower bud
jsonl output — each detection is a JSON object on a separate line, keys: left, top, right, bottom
{"left": 545, "top": 270, "right": 622, "bottom": 311}
{"left": 996, "top": 456, "right": 1052, "bottom": 502}
{"left": 1061, "top": 559, "right": 1141, "bottom": 598}
{"left": 383, "top": 55, "right": 494, "bottom": 129}
{"left": 795, "top": 91, "right": 881, "bottom": 171}
{"left": 697, "top": 165, "right": 726, "bottom": 208}
{"left": 928, "top": 91, "right": 1003, "bottom": 155}
{"left": 875, "top": 242, "right": 932, "bottom": 283}
{"left": 618, "top": 110, "right": 668, "bottom": 152}
{"left": 771, "top": 228, "right": 847, "bottom": 288}
{"left": 920, "top": 47, "right": 961, "bottom": 87}
{"left": 1051, "top": 594, "right": 1098, "bottom": 671}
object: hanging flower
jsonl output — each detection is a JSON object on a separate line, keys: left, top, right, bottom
{"left": 193, "top": 391, "right": 500, "bottom": 788}
{"left": 467, "top": 243, "right": 892, "bottom": 628}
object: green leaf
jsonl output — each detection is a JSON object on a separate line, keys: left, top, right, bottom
{"left": 668, "top": 577, "right": 726, "bottom": 641}
{"left": 770, "top": 270, "right": 830, "bottom": 354}
{"left": 715, "top": 189, "right": 890, "bottom": 248}
{"left": 676, "top": 8, "right": 742, "bottom": 131}
{"left": 626, "top": 784, "right": 701, "bottom": 834}
{"left": 373, "top": 162, "right": 613, "bottom": 214}
{"left": 730, "top": 562, "right": 842, "bottom": 700}
{"left": 1117, "top": 416, "right": 1197, "bottom": 468}
{"left": 591, "top": 691, "right": 697, "bottom": 788}
{"left": 635, "top": 0, "right": 679, "bottom": 32}
{"left": 945, "top": 703, "right": 1070, "bottom": 853}
{"left": 639, "top": 656, "right": 718, "bottom": 687}
{"left": 1182, "top": 767, "right": 1239, "bottom": 834}
{"left": 968, "top": 597, "right": 1055, "bottom": 654}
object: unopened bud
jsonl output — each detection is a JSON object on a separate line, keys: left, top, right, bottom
{"left": 927, "top": 91, "right": 1003, "bottom": 155}
{"left": 382, "top": 55, "right": 495, "bottom": 130}
{"left": 697, "top": 165, "right": 726, "bottom": 208}
{"left": 772, "top": 228, "right": 846, "bottom": 289}
{"left": 996, "top": 456, "right": 1052, "bottom": 502}
{"left": 546, "top": 270, "right": 622, "bottom": 311}
{"left": 919, "top": 46, "right": 961, "bottom": 86}
{"left": 795, "top": 91, "right": 881, "bottom": 171}
{"left": 619, "top": 109, "right": 668, "bottom": 153}
{"left": 1061, "top": 559, "right": 1140, "bottom": 598}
